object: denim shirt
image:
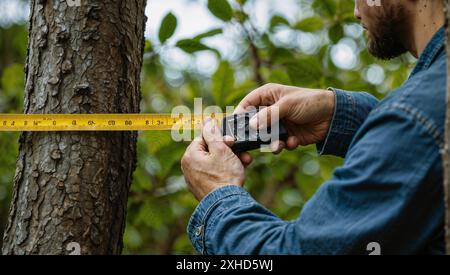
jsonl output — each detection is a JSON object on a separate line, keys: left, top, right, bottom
{"left": 187, "top": 27, "right": 447, "bottom": 255}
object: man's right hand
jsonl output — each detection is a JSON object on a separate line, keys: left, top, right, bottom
{"left": 234, "top": 83, "right": 335, "bottom": 154}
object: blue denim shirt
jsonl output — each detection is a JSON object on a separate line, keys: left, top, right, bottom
{"left": 187, "top": 27, "right": 447, "bottom": 255}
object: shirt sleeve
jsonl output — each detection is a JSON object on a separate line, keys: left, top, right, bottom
{"left": 187, "top": 103, "right": 444, "bottom": 255}
{"left": 316, "top": 89, "right": 379, "bottom": 157}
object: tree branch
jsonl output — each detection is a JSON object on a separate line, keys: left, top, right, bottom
{"left": 234, "top": 17, "right": 265, "bottom": 86}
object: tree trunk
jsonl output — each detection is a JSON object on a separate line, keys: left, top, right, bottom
{"left": 2, "top": 0, "right": 147, "bottom": 255}
{"left": 444, "top": 0, "right": 450, "bottom": 255}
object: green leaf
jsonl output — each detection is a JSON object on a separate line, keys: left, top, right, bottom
{"left": 144, "top": 40, "right": 153, "bottom": 52}
{"left": 328, "top": 23, "right": 344, "bottom": 44}
{"left": 294, "top": 17, "right": 324, "bottom": 32}
{"left": 234, "top": 10, "right": 248, "bottom": 23}
{"left": 312, "top": 0, "right": 336, "bottom": 17}
{"left": 207, "top": 0, "right": 233, "bottom": 22}
{"left": 268, "top": 70, "right": 292, "bottom": 85}
{"left": 341, "top": 12, "right": 358, "bottom": 23}
{"left": 270, "top": 15, "right": 290, "bottom": 31}
{"left": 158, "top": 12, "right": 178, "bottom": 44}
{"left": 193, "top": 28, "right": 223, "bottom": 41}
{"left": 285, "top": 58, "right": 322, "bottom": 86}
{"left": 270, "top": 47, "right": 295, "bottom": 64}
{"left": 176, "top": 39, "right": 211, "bottom": 54}
{"left": 212, "top": 61, "right": 235, "bottom": 106}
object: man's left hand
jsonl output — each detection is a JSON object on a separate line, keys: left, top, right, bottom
{"left": 181, "top": 119, "right": 252, "bottom": 201}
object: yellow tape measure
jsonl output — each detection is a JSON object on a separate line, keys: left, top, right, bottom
{"left": 0, "top": 114, "right": 225, "bottom": 132}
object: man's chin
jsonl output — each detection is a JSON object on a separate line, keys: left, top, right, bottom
{"left": 367, "top": 40, "right": 406, "bottom": 60}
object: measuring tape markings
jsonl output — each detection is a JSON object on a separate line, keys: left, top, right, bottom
{"left": 0, "top": 114, "right": 226, "bottom": 132}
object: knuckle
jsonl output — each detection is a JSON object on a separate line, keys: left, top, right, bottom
{"left": 181, "top": 154, "right": 191, "bottom": 167}
{"left": 263, "top": 83, "right": 279, "bottom": 90}
{"left": 215, "top": 143, "right": 229, "bottom": 154}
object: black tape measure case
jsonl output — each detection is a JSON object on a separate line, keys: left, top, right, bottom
{"left": 222, "top": 109, "right": 289, "bottom": 153}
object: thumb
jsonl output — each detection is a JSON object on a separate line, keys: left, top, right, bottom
{"left": 249, "top": 101, "right": 288, "bottom": 130}
{"left": 202, "top": 119, "right": 229, "bottom": 154}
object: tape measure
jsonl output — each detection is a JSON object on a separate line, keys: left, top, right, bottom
{"left": 0, "top": 114, "right": 226, "bottom": 132}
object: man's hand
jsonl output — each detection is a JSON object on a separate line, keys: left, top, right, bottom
{"left": 235, "top": 83, "right": 335, "bottom": 154}
{"left": 181, "top": 119, "right": 251, "bottom": 201}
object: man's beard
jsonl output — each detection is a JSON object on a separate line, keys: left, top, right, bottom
{"left": 366, "top": 6, "right": 409, "bottom": 60}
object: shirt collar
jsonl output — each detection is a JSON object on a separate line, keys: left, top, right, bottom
{"left": 411, "top": 26, "right": 445, "bottom": 76}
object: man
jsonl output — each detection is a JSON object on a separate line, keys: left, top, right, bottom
{"left": 181, "top": 0, "right": 447, "bottom": 254}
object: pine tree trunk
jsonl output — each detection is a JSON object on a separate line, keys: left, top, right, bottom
{"left": 2, "top": 0, "right": 147, "bottom": 255}
{"left": 444, "top": 0, "right": 450, "bottom": 255}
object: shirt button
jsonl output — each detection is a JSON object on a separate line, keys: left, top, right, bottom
{"left": 194, "top": 225, "right": 203, "bottom": 236}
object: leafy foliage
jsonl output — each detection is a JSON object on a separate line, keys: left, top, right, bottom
{"left": 294, "top": 17, "right": 324, "bottom": 32}
{"left": 207, "top": 0, "right": 233, "bottom": 22}
{"left": 0, "top": 0, "right": 415, "bottom": 254}
{"left": 158, "top": 12, "right": 178, "bottom": 44}
{"left": 176, "top": 39, "right": 212, "bottom": 54}
{"left": 211, "top": 61, "right": 234, "bottom": 107}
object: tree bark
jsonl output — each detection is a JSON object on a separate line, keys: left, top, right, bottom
{"left": 444, "top": 0, "right": 450, "bottom": 255}
{"left": 2, "top": 0, "right": 147, "bottom": 255}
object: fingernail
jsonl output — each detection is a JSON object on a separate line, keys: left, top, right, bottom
{"left": 271, "top": 141, "right": 284, "bottom": 153}
{"left": 233, "top": 107, "right": 243, "bottom": 115}
{"left": 270, "top": 142, "right": 278, "bottom": 152}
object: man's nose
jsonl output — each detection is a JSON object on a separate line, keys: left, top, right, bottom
{"left": 354, "top": 1, "right": 361, "bottom": 20}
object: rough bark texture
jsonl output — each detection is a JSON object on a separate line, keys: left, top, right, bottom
{"left": 2, "top": 0, "right": 147, "bottom": 255}
{"left": 444, "top": 0, "right": 450, "bottom": 255}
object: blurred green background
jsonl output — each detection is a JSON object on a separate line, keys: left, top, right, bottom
{"left": 0, "top": 0, "right": 415, "bottom": 254}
